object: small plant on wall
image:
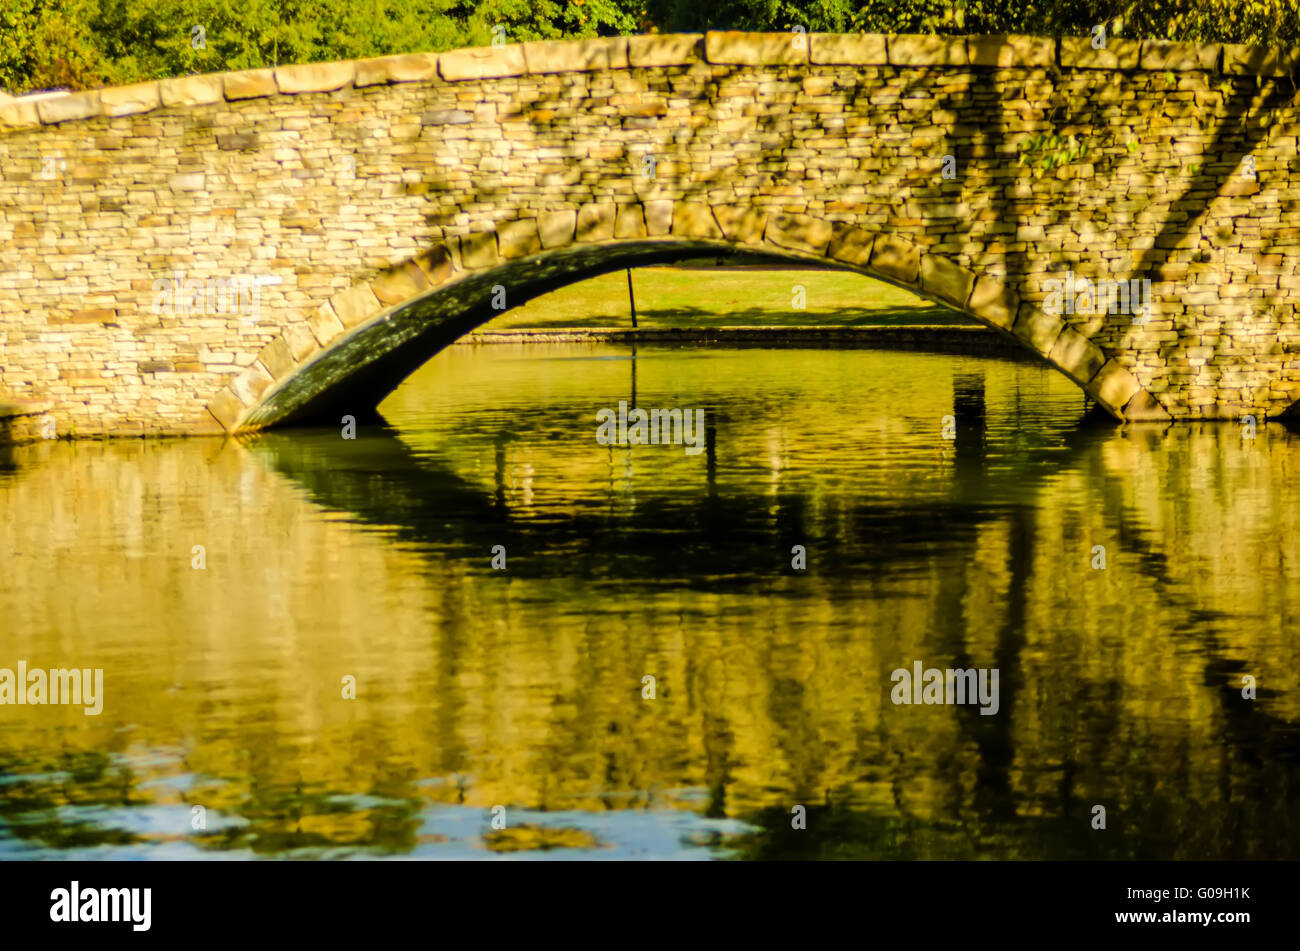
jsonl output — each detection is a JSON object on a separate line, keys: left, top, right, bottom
{"left": 1018, "top": 132, "right": 1090, "bottom": 177}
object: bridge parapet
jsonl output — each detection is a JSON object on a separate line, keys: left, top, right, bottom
{"left": 3, "top": 32, "right": 1296, "bottom": 131}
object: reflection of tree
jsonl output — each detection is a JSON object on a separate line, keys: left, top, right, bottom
{"left": 248, "top": 417, "right": 1085, "bottom": 584}
{"left": 244, "top": 412, "right": 1300, "bottom": 859}
{"left": 0, "top": 750, "right": 143, "bottom": 850}
{"left": 6, "top": 383, "right": 1300, "bottom": 857}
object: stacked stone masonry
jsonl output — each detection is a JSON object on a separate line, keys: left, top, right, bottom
{"left": 1, "top": 32, "right": 1299, "bottom": 435}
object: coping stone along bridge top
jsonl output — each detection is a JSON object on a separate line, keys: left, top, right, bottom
{"left": 2, "top": 33, "right": 1297, "bottom": 129}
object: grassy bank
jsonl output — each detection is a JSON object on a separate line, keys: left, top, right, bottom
{"left": 476, "top": 266, "right": 975, "bottom": 333}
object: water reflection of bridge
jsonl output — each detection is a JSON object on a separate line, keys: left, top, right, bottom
{"left": 249, "top": 371, "right": 1083, "bottom": 581}
{"left": 244, "top": 375, "right": 1300, "bottom": 859}
{"left": 3, "top": 352, "right": 1298, "bottom": 858}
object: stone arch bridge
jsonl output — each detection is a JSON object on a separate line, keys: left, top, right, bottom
{"left": 2, "top": 31, "right": 1299, "bottom": 436}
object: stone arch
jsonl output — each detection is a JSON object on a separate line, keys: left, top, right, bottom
{"left": 204, "top": 201, "right": 1170, "bottom": 433}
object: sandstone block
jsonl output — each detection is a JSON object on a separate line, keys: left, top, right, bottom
{"left": 308, "top": 302, "right": 346, "bottom": 347}
{"left": 967, "top": 35, "right": 1055, "bottom": 68}
{"left": 459, "top": 231, "right": 499, "bottom": 268}
{"left": 230, "top": 361, "right": 275, "bottom": 406}
{"left": 826, "top": 225, "right": 875, "bottom": 266}
{"left": 283, "top": 324, "right": 318, "bottom": 362}
{"left": 628, "top": 34, "right": 703, "bottom": 68}
{"left": 577, "top": 203, "right": 616, "bottom": 242}
{"left": 355, "top": 53, "right": 439, "bottom": 86}
{"left": 766, "top": 213, "right": 832, "bottom": 254}
{"left": 257, "top": 337, "right": 296, "bottom": 379}
{"left": 207, "top": 388, "right": 246, "bottom": 431}
{"left": 370, "top": 261, "right": 433, "bottom": 306}
{"left": 0, "top": 99, "right": 40, "bottom": 127}
{"left": 1122, "top": 389, "right": 1171, "bottom": 421}
{"left": 705, "top": 31, "right": 808, "bottom": 66}
{"left": 1049, "top": 326, "right": 1106, "bottom": 384}
{"left": 330, "top": 284, "right": 381, "bottom": 329}
{"left": 538, "top": 211, "right": 577, "bottom": 249}
{"left": 439, "top": 45, "right": 526, "bottom": 81}
{"left": 645, "top": 200, "right": 674, "bottom": 237}
{"left": 889, "top": 35, "right": 969, "bottom": 67}
{"left": 224, "top": 69, "right": 277, "bottom": 100}
{"left": 37, "top": 92, "right": 100, "bottom": 124}
{"left": 413, "top": 246, "right": 455, "bottom": 284}
{"left": 216, "top": 131, "right": 258, "bottom": 151}
{"left": 160, "top": 75, "right": 224, "bottom": 107}
{"left": 673, "top": 202, "right": 724, "bottom": 240}
{"left": 919, "top": 255, "right": 975, "bottom": 307}
{"left": 498, "top": 219, "right": 542, "bottom": 258}
{"left": 714, "top": 206, "right": 767, "bottom": 245}
{"left": 1224, "top": 44, "right": 1300, "bottom": 76}
{"left": 968, "top": 275, "right": 1019, "bottom": 330}
{"left": 100, "top": 82, "right": 161, "bottom": 117}
{"left": 421, "top": 109, "right": 472, "bottom": 125}
{"left": 63, "top": 308, "right": 117, "bottom": 324}
{"left": 1059, "top": 36, "right": 1140, "bottom": 69}
{"left": 870, "top": 235, "right": 921, "bottom": 282}
{"left": 614, "top": 204, "right": 647, "bottom": 239}
{"left": 810, "top": 34, "right": 888, "bottom": 65}
{"left": 1092, "top": 360, "right": 1143, "bottom": 413}
{"left": 1013, "top": 303, "right": 1065, "bottom": 355}
{"left": 1140, "top": 40, "right": 1220, "bottom": 71}
{"left": 275, "top": 61, "right": 355, "bottom": 94}
{"left": 524, "top": 37, "right": 629, "bottom": 73}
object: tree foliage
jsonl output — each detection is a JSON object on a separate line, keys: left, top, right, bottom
{"left": 652, "top": 0, "right": 1298, "bottom": 46}
{"left": 1, "top": 0, "right": 1295, "bottom": 94}
{"left": 0, "top": 0, "right": 647, "bottom": 92}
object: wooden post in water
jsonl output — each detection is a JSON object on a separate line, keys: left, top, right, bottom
{"left": 626, "top": 268, "right": 637, "bottom": 328}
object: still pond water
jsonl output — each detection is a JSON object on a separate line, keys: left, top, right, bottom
{"left": 1, "top": 343, "right": 1298, "bottom": 859}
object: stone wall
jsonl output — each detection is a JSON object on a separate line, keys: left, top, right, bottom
{"left": 1, "top": 32, "right": 1298, "bottom": 434}
{"left": 0, "top": 397, "right": 50, "bottom": 444}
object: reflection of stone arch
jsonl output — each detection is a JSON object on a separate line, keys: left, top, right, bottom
{"left": 206, "top": 202, "right": 1168, "bottom": 432}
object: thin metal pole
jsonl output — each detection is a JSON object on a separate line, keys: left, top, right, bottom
{"left": 626, "top": 268, "right": 637, "bottom": 328}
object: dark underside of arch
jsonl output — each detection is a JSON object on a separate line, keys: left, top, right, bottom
{"left": 243, "top": 240, "right": 871, "bottom": 428}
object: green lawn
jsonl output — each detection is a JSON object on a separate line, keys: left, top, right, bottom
{"left": 478, "top": 265, "right": 975, "bottom": 332}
